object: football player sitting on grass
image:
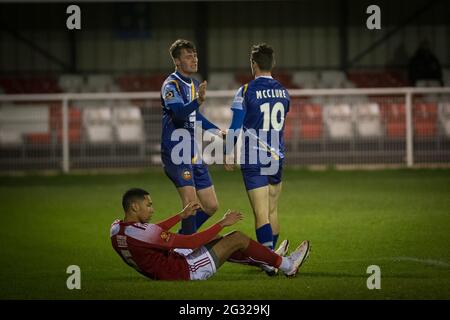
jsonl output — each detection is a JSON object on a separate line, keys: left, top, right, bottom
{"left": 110, "top": 188, "right": 310, "bottom": 280}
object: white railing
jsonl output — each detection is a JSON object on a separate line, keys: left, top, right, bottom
{"left": 1, "top": 87, "right": 450, "bottom": 172}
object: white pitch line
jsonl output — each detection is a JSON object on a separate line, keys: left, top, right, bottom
{"left": 395, "top": 257, "right": 450, "bottom": 268}
{"left": 323, "top": 257, "right": 450, "bottom": 268}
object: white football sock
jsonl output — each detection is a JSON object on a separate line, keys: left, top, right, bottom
{"left": 278, "top": 256, "right": 292, "bottom": 273}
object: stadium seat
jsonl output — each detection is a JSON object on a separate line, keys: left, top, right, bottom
{"left": 323, "top": 104, "right": 353, "bottom": 139}
{"left": 415, "top": 80, "right": 442, "bottom": 87}
{"left": 50, "top": 105, "right": 82, "bottom": 143}
{"left": 438, "top": 103, "right": 450, "bottom": 137}
{"left": 298, "top": 104, "right": 322, "bottom": 140}
{"left": 0, "top": 129, "right": 23, "bottom": 145}
{"left": 59, "top": 74, "right": 84, "bottom": 93}
{"left": 208, "top": 72, "right": 239, "bottom": 90}
{"left": 0, "top": 104, "right": 49, "bottom": 145}
{"left": 24, "top": 133, "right": 51, "bottom": 144}
{"left": 284, "top": 105, "right": 299, "bottom": 141}
{"left": 413, "top": 103, "right": 437, "bottom": 137}
{"left": 148, "top": 74, "right": 168, "bottom": 91}
{"left": 203, "top": 103, "right": 232, "bottom": 128}
{"left": 272, "top": 71, "right": 298, "bottom": 88}
{"left": 85, "top": 75, "right": 115, "bottom": 92}
{"left": 112, "top": 106, "right": 144, "bottom": 143}
{"left": 117, "top": 74, "right": 152, "bottom": 92}
{"left": 292, "top": 71, "right": 319, "bottom": 89}
{"left": 381, "top": 103, "right": 406, "bottom": 138}
{"left": 235, "top": 73, "right": 254, "bottom": 86}
{"left": 319, "top": 70, "right": 347, "bottom": 88}
{"left": 354, "top": 103, "right": 383, "bottom": 138}
{"left": 0, "top": 76, "right": 61, "bottom": 93}
{"left": 348, "top": 70, "right": 407, "bottom": 88}
{"left": 83, "top": 107, "right": 114, "bottom": 143}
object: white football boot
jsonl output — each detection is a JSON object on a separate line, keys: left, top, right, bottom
{"left": 283, "top": 240, "right": 311, "bottom": 278}
{"left": 262, "top": 239, "right": 290, "bottom": 276}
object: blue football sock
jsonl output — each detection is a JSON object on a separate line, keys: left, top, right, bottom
{"left": 195, "top": 210, "right": 210, "bottom": 229}
{"left": 273, "top": 233, "right": 279, "bottom": 249}
{"left": 256, "top": 223, "right": 274, "bottom": 250}
{"left": 179, "top": 215, "right": 197, "bottom": 235}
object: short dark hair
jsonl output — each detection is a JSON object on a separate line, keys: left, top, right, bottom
{"left": 122, "top": 188, "right": 149, "bottom": 212}
{"left": 250, "top": 43, "right": 275, "bottom": 71}
{"left": 169, "top": 39, "right": 196, "bottom": 59}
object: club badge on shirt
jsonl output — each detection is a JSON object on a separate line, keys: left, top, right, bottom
{"left": 160, "top": 231, "right": 170, "bottom": 242}
{"left": 165, "top": 90, "right": 174, "bottom": 100}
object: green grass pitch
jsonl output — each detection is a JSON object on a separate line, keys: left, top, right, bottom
{"left": 0, "top": 168, "right": 449, "bottom": 299}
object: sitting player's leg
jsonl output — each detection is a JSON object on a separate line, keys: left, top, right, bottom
{"left": 193, "top": 164, "right": 218, "bottom": 229}
{"left": 202, "top": 231, "right": 310, "bottom": 278}
{"left": 205, "top": 231, "right": 280, "bottom": 269}
{"left": 176, "top": 185, "right": 199, "bottom": 234}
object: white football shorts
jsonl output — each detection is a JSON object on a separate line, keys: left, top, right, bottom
{"left": 175, "top": 246, "right": 217, "bottom": 280}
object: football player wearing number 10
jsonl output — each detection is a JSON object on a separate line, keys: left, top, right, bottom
{"left": 225, "top": 43, "right": 304, "bottom": 275}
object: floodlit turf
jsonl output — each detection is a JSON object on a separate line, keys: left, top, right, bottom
{"left": 0, "top": 168, "right": 449, "bottom": 299}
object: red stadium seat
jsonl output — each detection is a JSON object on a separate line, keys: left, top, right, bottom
{"left": 348, "top": 71, "right": 407, "bottom": 88}
{"left": 149, "top": 74, "right": 168, "bottom": 91}
{"left": 299, "top": 104, "right": 323, "bottom": 140}
{"left": 413, "top": 103, "right": 437, "bottom": 137}
{"left": 235, "top": 71, "right": 298, "bottom": 88}
{"left": 49, "top": 105, "right": 82, "bottom": 143}
{"left": 25, "top": 133, "right": 51, "bottom": 144}
{"left": 0, "top": 76, "right": 61, "bottom": 93}
{"left": 381, "top": 103, "right": 406, "bottom": 138}
{"left": 56, "top": 128, "right": 81, "bottom": 143}
{"left": 284, "top": 106, "right": 300, "bottom": 140}
{"left": 235, "top": 73, "right": 254, "bottom": 86}
{"left": 272, "top": 71, "right": 299, "bottom": 88}
{"left": 117, "top": 74, "right": 153, "bottom": 92}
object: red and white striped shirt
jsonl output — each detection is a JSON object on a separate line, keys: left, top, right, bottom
{"left": 110, "top": 214, "right": 222, "bottom": 280}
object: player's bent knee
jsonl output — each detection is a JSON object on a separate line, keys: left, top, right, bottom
{"left": 226, "top": 230, "right": 248, "bottom": 245}
{"left": 181, "top": 194, "right": 198, "bottom": 206}
{"left": 203, "top": 202, "right": 218, "bottom": 215}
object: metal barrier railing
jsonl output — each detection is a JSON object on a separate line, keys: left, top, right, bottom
{"left": 1, "top": 87, "right": 449, "bottom": 172}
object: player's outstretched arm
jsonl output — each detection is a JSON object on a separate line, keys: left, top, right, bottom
{"left": 217, "top": 210, "right": 243, "bottom": 227}
{"left": 167, "top": 210, "right": 243, "bottom": 249}
{"left": 196, "top": 112, "right": 221, "bottom": 133}
{"left": 156, "top": 202, "right": 200, "bottom": 230}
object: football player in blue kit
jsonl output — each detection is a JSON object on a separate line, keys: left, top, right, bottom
{"left": 224, "top": 43, "right": 295, "bottom": 274}
{"left": 160, "top": 39, "right": 222, "bottom": 235}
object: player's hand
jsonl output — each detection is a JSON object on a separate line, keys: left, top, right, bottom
{"left": 219, "top": 129, "right": 227, "bottom": 139}
{"left": 198, "top": 81, "right": 207, "bottom": 104}
{"left": 179, "top": 202, "right": 201, "bottom": 219}
{"left": 224, "top": 164, "right": 235, "bottom": 171}
{"left": 219, "top": 210, "right": 243, "bottom": 227}
{"left": 224, "top": 150, "right": 235, "bottom": 171}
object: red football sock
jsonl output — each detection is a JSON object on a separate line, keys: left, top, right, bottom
{"left": 228, "top": 251, "right": 260, "bottom": 266}
{"left": 240, "top": 239, "right": 282, "bottom": 267}
{"left": 228, "top": 251, "right": 251, "bottom": 264}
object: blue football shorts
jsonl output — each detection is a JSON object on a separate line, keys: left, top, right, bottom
{"left": 161, "top": 153, "right": 213, "bottom": 190}
{"left": 240, "top": 160, "right": 283, "bottom": 191}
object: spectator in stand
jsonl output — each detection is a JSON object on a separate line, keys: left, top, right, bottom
{"left": 408, "top": 40, "right": 443, "bottom": 86}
